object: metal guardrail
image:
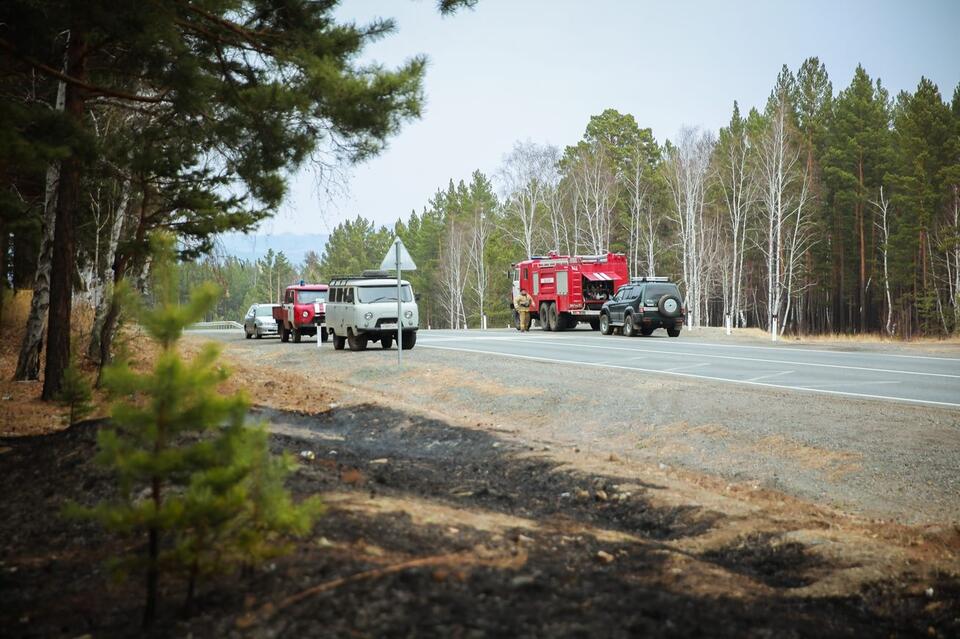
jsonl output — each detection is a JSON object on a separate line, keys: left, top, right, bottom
{"left": 187, "top": 321, "right": 243, "bottom": 330}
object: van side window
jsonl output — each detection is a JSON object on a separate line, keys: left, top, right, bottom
{"left": 331, "top": 287, "right": 339, "bottom": 303}
{"left": 344, "top": 287, "right": 354, "bottom": 303}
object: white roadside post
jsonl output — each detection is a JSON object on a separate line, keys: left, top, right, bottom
{"left": 381, "top": 237, "right": 417, "bottom": 368}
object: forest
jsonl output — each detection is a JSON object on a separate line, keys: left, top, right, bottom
{"left": 182, "top": 58, "right": 960, "bottom": 338}
{"left": 1, "top": 0, "right": 957, "bottom": 404}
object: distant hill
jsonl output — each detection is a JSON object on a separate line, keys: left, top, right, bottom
{"left": 216, "top": 232, "right": 328, "bottom": 266}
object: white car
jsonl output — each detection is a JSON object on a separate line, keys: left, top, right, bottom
{"left": 325, "top": 273, "right": 419, "bottom": 351}
{"left": 243, "top": 304, "right": 279, "bottom": 339}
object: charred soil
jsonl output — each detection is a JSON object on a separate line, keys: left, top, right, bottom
{"left": 2, "top": 404, "right": 959, "bottom": 638}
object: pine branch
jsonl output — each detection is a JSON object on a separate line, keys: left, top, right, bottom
{"left": 0, "top": 37, "right": 171, "bottom": 104}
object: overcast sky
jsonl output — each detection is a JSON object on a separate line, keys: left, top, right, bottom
{"left": 256, "top": 0, "right": 960, "bottom": 237}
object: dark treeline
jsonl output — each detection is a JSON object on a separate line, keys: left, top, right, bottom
{"left": 0, "top": 0, "right": 474, "bottom": 397}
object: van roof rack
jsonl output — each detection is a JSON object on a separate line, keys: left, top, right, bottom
{"left": 630, "top": 276, "right": 670, "bottom": 283}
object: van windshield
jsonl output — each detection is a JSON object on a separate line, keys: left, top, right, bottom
{"left": 357, "top": 285, "right": 413, "bottom": 303}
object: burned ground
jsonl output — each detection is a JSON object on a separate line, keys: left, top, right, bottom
{"left": 2, "top": 404, "right": 958, "bottom": 638}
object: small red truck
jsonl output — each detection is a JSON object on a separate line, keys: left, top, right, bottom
{"left": 510, "top": 252, "right": 629, "bottom": 331}
{"left": 273, "top": 283, "right": 329, "bottom": 342}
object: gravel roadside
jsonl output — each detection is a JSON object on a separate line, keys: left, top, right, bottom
{"left": 194, "top": 328, "right": 960, "bottom": 525}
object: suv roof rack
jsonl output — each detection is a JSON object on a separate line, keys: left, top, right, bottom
{"left": 630, "top": 276, "right": 670, "bottom": 283}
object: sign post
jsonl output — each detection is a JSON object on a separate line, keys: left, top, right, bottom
{"left": 380, "top": 237, "right": 416, "bottom": 367}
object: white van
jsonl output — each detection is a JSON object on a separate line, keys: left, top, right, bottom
{"left": 325, "top": 273, "right": 419, "bottom": 351}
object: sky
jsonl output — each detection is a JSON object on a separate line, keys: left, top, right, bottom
{"left": 255, "top": 0, "right": 960, "bottom": 237}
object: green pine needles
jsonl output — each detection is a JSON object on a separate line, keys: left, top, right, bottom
{"left": 69, "top": 235, "right": 322, "bottom": 626}
{"left": 56, "top": 356, "right": 93, "bottom": 426}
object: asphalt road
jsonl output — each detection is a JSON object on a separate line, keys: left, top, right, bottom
{"left": 417, "top": 328, "right": 960, "bottom": 409}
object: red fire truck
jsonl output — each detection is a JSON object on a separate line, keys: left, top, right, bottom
{"left": 510, "top": 252, "right": 630, "bottom": 331}
{"left": 273, "top": 283, "right": 329, "bottom": 343}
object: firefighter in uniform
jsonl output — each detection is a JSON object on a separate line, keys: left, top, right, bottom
{"left": 515, "top": 289, "right": 533, "bottom": 332}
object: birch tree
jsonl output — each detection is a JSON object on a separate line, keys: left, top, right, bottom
{"left": 625, "top": 134, "right": 662, "bottom": 277}
{"left": 756, "top": 91, "right": 815, "bottom": 337}
{"left": 665, "top": 127, "right": 715, "bottom": 328}
{"left": 14, "top": 38, "right": 67, "bottom": 381}
{"left": 438, "top": 221, "right": 470, "bottom": 329}
{"left": 871, "top": 186, "right": 895, "bottom": 335}
{"left": 716, "top": 102, "right": 756, "bottom": 328}
{"left": 565, "top": 144, "right": 618, "bottom": 255}
{"left": 498, "top": 141, "right": 558, "bottom": 258}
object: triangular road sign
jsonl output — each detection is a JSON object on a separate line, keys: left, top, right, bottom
{"left": 381, "top": 237, "right": 417, "bottom": 271}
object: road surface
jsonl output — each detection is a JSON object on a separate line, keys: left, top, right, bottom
{"left": 417, "top": 329, "right": 960, "bottom": 409}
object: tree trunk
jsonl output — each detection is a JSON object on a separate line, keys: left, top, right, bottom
{"left": 14, "top": 38, "right": 68, "bottom": 382}
{"left": 857, "top": 156, "right": 866, "bottom": 332}
{"left": 87, "top": 177, "right": 132, "bottom": 363}
{"left": 42, "top": 30, "right": 87, "bottom": 400}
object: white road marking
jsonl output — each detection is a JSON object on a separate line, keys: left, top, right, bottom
{"left": 524, "top": 339, "right": 960, "bottom": 379}
{"left": 796, "top": 381, "right": 902, "bottom": 389}
{"left": 417, "top": 343, "right": 960, "bottom": 410}
{"left": 426, "top": 330, "right": 960, "bottom": 362}
{"left": 747, "top": 370, "right": 794, "bottom": 382}
{"left": 663, "top": 363, "right": 711, "bottom": 373}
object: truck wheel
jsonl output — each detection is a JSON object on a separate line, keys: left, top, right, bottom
{"left": 401, "top": 331, "right": 417, "bottom": 350}
{"left": 623, "top": 314, "right": 636, "bottom": 337}
{"left": 589, "top": 319, "right": 600, "bottom": 331}
{"left": 333, "top": 333, "right": 345, "bottom": 350}
{"left": 513, "top": 310, "right": 520, "bottom": 331}
{"left": 281, "top": 326, "right": 290, "bottom": 342}
{"left": 547, "top": 303, "right": 559, "bottom": 331}
{"left": 599, "top": 313, "right": 612, "bottom": 335}
{"left": 381, "top": 336, "right": 393, "bottom": 349}
{"left": 347, "top": 333, "right": 367, "bottom": 351}
{"left": 667, "top": 327, "right": 681, "bottom": 337}
{"left": 293, "top": 328, "right": 302, "bottom": 343}
{"left": 539, "top": 304, "right": 551, "bottom": 331}
{"left": 320, "top": 329, "right": 329, "bottom": 343}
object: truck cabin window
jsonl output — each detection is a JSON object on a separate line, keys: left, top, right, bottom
{"left": 297, "top": 290, "right": 327, "bottom": 304}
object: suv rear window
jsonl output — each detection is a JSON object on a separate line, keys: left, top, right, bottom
{"left": 643, "top": 284, "right": 680, "bottom": 304}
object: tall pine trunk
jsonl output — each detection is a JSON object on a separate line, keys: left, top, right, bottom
{"left": 42, "top": 29, "right": 87, "bottom": 400}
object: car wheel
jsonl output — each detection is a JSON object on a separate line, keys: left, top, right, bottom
{"left": 667, "top": 327, "right": 681, "bottom": 337}
{"left": 255, "top": 328, "right": 263, "bottom": 339}
{"left": 641, "top": 326, "right": 654, "bottom": 336}
{"left": 280, "top": 326, "right": 289, "bottom": 342}
{"left": 347, "top": 333, "right": 367, "bottom": 351}
{"left": 381, "top": 336, "right": 393, "bottom": 350}
{"left": 599, "top": 313, "right": 612, "bottom": 335}
{"left": 623, "top": 314, "right": 635, "bottom": 337}
{"left": 401, "top": 331, "right": 417, "bottom": 350}
{"left": 332, "top": 333, "right": 345, "bottom": 350}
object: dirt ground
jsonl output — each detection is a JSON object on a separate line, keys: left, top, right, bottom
{"left": 2, "top": 329, "right": 960, "bottom": 637}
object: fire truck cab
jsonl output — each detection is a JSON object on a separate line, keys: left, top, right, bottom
{"left": 510, "top": 252, "right": 630, "bottom": 331}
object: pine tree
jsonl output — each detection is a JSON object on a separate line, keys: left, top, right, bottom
{"left": 56, "top": 355, "right": 93, "bottom": 426}
{"left": 69, "top": 235, "right": 322, "bottom": 626}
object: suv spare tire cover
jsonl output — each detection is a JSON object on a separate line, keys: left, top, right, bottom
{"left": 658, "top": 294, "right": 682, "bottom": 318}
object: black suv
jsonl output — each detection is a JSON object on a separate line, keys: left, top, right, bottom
{"left": 599, "top": 277, "right": 685, "bottom": 337}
